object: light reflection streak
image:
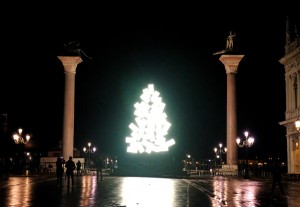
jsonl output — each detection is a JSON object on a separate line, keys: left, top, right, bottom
{"left": 8, "top": 177, "right": 32, "bottom": 206}
{"left": 80, "top": 175, "right": 97, "bottom": 206}
{"left": 120, "top": 177, "right": 175, "bottom": 207}
{"left": 232, "top": 181, "right": 259, "bottom": 207}
{"left": 211, "top": 177, "right": 228, "bottom": 206}
{"left": 210, "top": 177, "right": 261, "bottom": 206}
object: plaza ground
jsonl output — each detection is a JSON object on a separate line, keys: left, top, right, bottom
{"left": 1, "top": 173, "right": 300, "bottom": 207}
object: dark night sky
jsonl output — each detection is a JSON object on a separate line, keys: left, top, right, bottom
{"left": 1, "top": 4, "right": 299, "bottom": 161}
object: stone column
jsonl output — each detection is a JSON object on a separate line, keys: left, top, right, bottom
{"left": 57, "top": 56, "right": 82, "bottom": 160}
{"left": 219, "top": 54, "right": 244, "bottom": 166}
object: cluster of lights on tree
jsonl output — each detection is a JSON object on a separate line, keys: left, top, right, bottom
{"left": 126, "top": 84, "right": 175, "bottom": 153}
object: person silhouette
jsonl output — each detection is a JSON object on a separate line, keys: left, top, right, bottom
{"left": 271, "top": 161, "right": 284, "bottom": 194}
{"left": 65, "top": 156, "right": 76, "bottom": 187}
{"left": 76, "top": 160, "right": 82, "bottom": 176}
{"left": 56, "top": 157, "right": 65, "bottom": 187}
{"left": 96, "top": 156, "right": 104, "bottom": 182}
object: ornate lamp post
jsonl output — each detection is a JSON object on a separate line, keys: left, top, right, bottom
{"left": 236, "top": 131, "right": 254, "bottom": 179}
{"left": 213, "top": 148, "right": 219, "bottom": 175}
{"left": 12, "top": 128, "right": 31, "bottom": 174}
{"left": 185, "top": 154, "right": 191, "bottom": 175}
{"left": 214, "top": 143, "right": 227, "bottom": 173}
{"left": 83, "top": 142, "right": 96, "bottom": 169}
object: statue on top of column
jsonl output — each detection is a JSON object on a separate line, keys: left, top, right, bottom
{"left": 62, "top": 40, "right": 92, "bottom": 59}
{"left": 226, "top": 31, "right": 236, "bottom": 51}
{"left": 213, "top": 31, "right": 238, "bottom": 55}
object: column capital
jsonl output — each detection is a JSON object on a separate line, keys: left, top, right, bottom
{"left": 57, "top": 56, "right": 83, "bottom": 74}
{"left": 219, "top": 55, "right": 244, "bottom": 74}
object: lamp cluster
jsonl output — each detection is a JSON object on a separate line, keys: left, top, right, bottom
{"left": 83, "top": 142, "right": 96, "bottom": 154}
{"left": 12, "top": 128, "right": 31, "bottom": 144}
{"left": 214, "top": 143, "right": 227, "bottom": 158}
{"left": 236, "top": 131, "right": 254, "bottom": 148}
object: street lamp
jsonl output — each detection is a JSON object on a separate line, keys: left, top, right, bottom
{"left": 12, "top": 128, "right": 31, "bottom": 144}
{"left": 295, "top": 119, "right": 300, "bottom": 151}
{"left": 185, "top": 154, "right": 191, "bottom": 175}
{"left": 12, "top": 128, "right": 31, "bottom": 175}
{"left": 295, "top": 119, "right": 300, "bottom": 131}
{"left": 236, "top": 131, "right": 255, "bottom": 179}
{"left": 83, "top": 142, "right": 96, "bottom": 169}
{"left": 214, "top": 143, "right": 227, "bottom": 173}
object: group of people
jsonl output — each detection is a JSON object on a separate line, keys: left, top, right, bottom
{"left": 55, "top": 156, "right": 105, "bottom": 187}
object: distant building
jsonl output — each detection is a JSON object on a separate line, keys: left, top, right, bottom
{"left": 279, "top": 16, "right": 300, "bottom": 174}
{"left": 47, "top": 147, "right": 81, "bottom": 158}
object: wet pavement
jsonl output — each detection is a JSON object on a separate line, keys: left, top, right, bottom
{"left": 1, "top": 174, "right": 300, "bottom": 207}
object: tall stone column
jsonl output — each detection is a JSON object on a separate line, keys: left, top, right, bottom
{"left": 219, "top": 55, "right": 244, "bottom": 166}
{"left": 57, "top": 56, "right": 82, "bottom": 160}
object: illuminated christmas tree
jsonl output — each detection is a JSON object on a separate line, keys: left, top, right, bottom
{"left": 126, "top": 84, "right": 175, "bottom": 153}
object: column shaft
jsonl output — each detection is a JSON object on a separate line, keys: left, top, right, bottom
{"left": 63, "top": 72, "right": 75, "bottom": 159}
{"left": 57, "top": 56, "right": 82, "bottom": 160}
{"left": 226, "top": 73, "right": 237, "bottom": 165}
{"left": 219, "top": 55, "right": 244, "bottom": 166}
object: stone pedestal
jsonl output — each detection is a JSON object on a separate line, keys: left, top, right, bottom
{"left": 57, "top": 56, "right": 82, "bottom": 160}
{"left": 219, "top": 55, "right": 244, "bottom": 165}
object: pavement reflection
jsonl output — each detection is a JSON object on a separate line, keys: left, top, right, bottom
{"left": 1, "top": 175, "right": 300, "bottom": 206}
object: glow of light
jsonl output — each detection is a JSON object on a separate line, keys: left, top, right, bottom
{"left": 232, "top": 180, "right": 260, "bottom": 207}
{"left": 210, "top": 177, "right": 229, "bottom": 206}
{"left": 78, "top": 175, "right": 97, "bottom": 206}
{"left": 7, "top": 178, "right": 32, "bottom": 206}
{"left": 126, "top": 84, "right": 175, "bottom": 153}
{"left": 120, "top": 177, "right": 175, "bottom": 207}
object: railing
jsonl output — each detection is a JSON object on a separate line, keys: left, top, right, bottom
{"left": 189, "top": 170, "right": 211, "bottom": 176}
{"left": 83, "top": 168, "right": 111, "bottom": 175}
{"left": 286, "top": 174, "right": 300, "bottom": 181}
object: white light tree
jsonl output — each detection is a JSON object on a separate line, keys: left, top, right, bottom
{"left": 126, "top": 84, "right": 175, "bottom": 153}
